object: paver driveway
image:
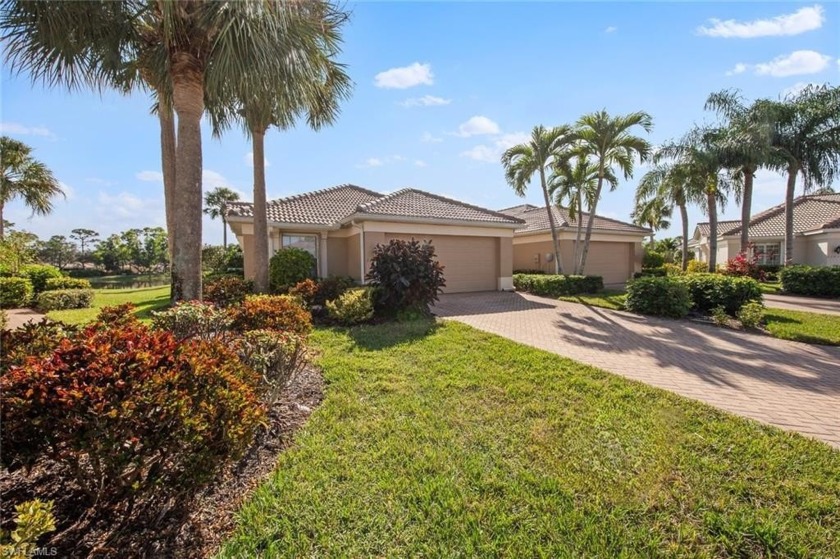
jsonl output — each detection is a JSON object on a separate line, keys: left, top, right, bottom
{"left": 434, "top": 291, "right": 840, "bottom": 449}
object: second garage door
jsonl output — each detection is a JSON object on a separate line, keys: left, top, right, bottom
{"left": 582, "top": 241, "right": 631, "bottom": 285}
{"left": 385, "top": 234, "right": 498, "bottom": 293}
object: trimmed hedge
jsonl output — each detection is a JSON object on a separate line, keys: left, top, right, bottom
{"left": 269, "top": 248, "right": 316, "bottom": 292}
{"left": 0, "top": 277, "right": 34, "bottom": 308}
{"left": 36, "top": 289, "right": 95, "bottom": 312}
{"left": 780, "top": 265, "right": 840, "bottom": 297}
{"left": 642, "top": 251, "right": 666, "bottom": 268}
{"left": 513, "top": 274, "right": 604, "bottom": 297}
{"left": 326, "top": 287, "right": 375, "bottom": 325}
{"left": 678, "top": 273, "right": 762, "bottom": 315}
{"left": 634, "top": 267, "right": 667, "bottom": 278}
{"left": 20, "top": 264, "right": 62, "bottom": 293}
{"left": 44, "top": 277, "right": 92, "bottom": 291}
{"left": 625, "top": 276, "right": 692, "bottom": 318}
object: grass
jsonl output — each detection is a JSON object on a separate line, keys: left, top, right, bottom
{"left": 46, "top": 285, "right": 170, "bottom": 325}
{"left": 763, "top": 308, "right": 840, "bottom": 346}
{"left": 218, "top": 320, "right": 840, "bottom": 558}
{"left": 557, "top": 290, "right": 627, "bottom": 311}
{"left": 759, "top": 281, "right": 783, "bottom": 295}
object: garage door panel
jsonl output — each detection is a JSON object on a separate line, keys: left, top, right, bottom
{"left": 385, "top": 234, "right": 497, "bottom": 293}
{"left": 582, "top": 242, "right": 630, "bottom": 285}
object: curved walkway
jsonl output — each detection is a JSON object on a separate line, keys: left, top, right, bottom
{"left": 434, "top": 292, "right": 840, "bottom": 449}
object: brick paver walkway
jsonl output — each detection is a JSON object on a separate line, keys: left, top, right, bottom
{"left": 434, "top": 292, "right": 840, "bottom": 448}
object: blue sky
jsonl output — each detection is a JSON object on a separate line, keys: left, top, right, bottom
{"left": 2, "top": 1, "right": 839, "bottom": 244}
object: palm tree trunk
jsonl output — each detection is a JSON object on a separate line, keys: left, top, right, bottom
{"left": 679, "top": 202, "right": 689, "bottom": 271}
{"left": 539, "top": 166, "right": 563, "bottom": 274}
{"left": 578, "top": 169, "right": 604, "bottom": 275}
{"left": 573, "top": 194, "right": 583, "bottom": 275}
{"left": 707, "top": 189, "right": 718, "bottom": 272}
{"left": 170, "top": 60, "right": 204, "bottom": 302}
{"left": 783, "top": 164, "right": 798, "bottom": 266}
{"left": 222, "top": 216, "right": 228, "bottom": 250}
{"left": 159, "top": 99, "right": 177, "bottom": 261}
{"left": 251, "top": 127, "right": 270, "bottom": 293}
{"left": 0, "top": 202, "right": 4, "bottom": 240}
{"left": 739, "top": 166, "right": 754, "bottom": 253}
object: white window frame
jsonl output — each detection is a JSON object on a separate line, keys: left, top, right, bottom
{"left": 281, "top": 233, "right": 319, "bottom": 275}
{"left": 752, "top": 242, "right": 781, "bottom": 266}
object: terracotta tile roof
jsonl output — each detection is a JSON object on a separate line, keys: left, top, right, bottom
{"left": 226, "top": 184, "right": 523, "bottom": 227}
{"left": 696, "top": 220, "right": 740, "bottom": 238}
{"left": 357, "top": 189, "right": 523, "bottom": 224}
{"left": 508, "top": 204, "right": 650, "bottom": 235}
{"left": 721, "top": 193, "right": 840, "bottom": 237}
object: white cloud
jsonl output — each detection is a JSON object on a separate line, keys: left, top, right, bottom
{"left": 726, "top": 63, "right": 748, "bottom": 76}
{"left": 374, "top": 62, "right": 434, "bottom": 89}
{"left": 0, "top": 122, "right": 57, "bottom": 140}
{"left": 697, "top": 5, "right": 824, "bottom": 38}
{"left": 85, "top": 177, "right": 116, "bottom": 187}
{"left": 495, "top": 132, "right": 530, "bottom": 151}
{"left": 96, "top": 191, "right": 163, "bottom": 221}
{"left": 136, "top": 170, "right": 163, "bottom": 182}
{"left": 357, "top": 157, "right": 384, "bottom": 169}
{"left": 460, "top": 145, "right": 498, "bottom": 163}
{"left": 59, "top": 181, "right": 74, "bottom": 200}
{"left": 455, "top": 116, "right": 501, "bottom": 137}
{"left": 400, "top": 95, "right": 451, "bottom": 108}
{"left": 421, "top": 132, "right": 443, "bottom": 143}
{"left": 414, "top": 160, "right": 428, "bottom": 167}
{"left": 244, "top": 152, "right": 271, "bottom": 168}
{"left": 726, "top": 50, "right": 832, "bottom": 78}
{"left": 460, "top": 131, "right": 530, "bottom": 163}
{"left": 604, "top": 26, "right": 617, "bottom": 33}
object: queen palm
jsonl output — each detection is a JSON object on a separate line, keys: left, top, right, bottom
{"left": 501, "top": 125, "right": 577, "bottom": 274}
{"left": 631, "top": 196, "right": 671, "bottom": 243}
{"left": 575, "top": 110, "right": 653, "bottom": 275}
{"left": 203, "top": 187, "right": 241, "bottom": 249}
{"left": 0, "top": 136, "right": 63, "bottom": 240}
{"left": 635, "top": 163, "right": 694, "bottom": 270}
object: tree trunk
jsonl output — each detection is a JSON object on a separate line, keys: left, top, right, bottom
{"left": 539, "top": 166, "right": 563, "bottom": 274}
{"left": 573, "top": 194, "right": 583, "bottom": 275}
{"left": 222, "top": 216, "right": 228, "bottom": 250}
{"left": 159, "top": 99, "right": 177, "bottom": 261}
{"left": 578, "top": 167, "right": 604, "bottom": 275}
{"left": 252, "top": 127, "right": 270, "bottom": 293}
{"left": 707, "top": 189, "right": 718, "bottom": 272}
{"left": 739, "top": 166, "right": 754, "bottom": 253}
{"left": 170, "top": 60, "right": 204, "bottom": 303}
{"left": 679, "top": 202, "right": 689, "bottom": 271}
{"left": 0, "top": 202, "right": 5, "bottom": 240}
{"left": 784, "top": 164, "right": 798, "bottom": 266}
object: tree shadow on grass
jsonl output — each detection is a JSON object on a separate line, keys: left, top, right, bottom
{"left": 348, "top": 317, "right": 440, "bottom": 351}
{"left": 132, "top": 293, "right": 171, "bottom": 321}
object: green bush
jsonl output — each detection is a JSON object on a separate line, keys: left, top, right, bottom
{"left": 678, "top": 273, "right": 762, "bottom": 315}
{"left": 44, "top": 276, "right": 92, "bottom": 290}
{"left": 203, "top": 275, "right": 254, "bottom": 307}
{"left": 0, "top": 319, "right": 78, "bottom": 374}
{"left": 19, "top": 264, "right": 62, "bottom": 293}
{"left": 0, "top": 309, "right": 6, "bottom": 331}
{"left": 312, "top": 275, "right": 356, "bottom": 307}
{"left": 151, "top": 301, "right": 231, "bottom": 342}
{"left": 36, "top": 289, "right": 94, "bottom": 312}
{"left": 513, "top": 274, "right": 604, "bottom": 297}
{"left": 228, "top": 294, "right": 312, "bottom": 336}
{"left": 625, "top": 277, "right": 692, "bottom": 318}
{"left": 512, "top": 269, "right": 546, "bottom": 275}
{"left": 0, "top": 499, "right": 56, "bottom": 559}
{"left": 686, "top": 260, "right": 708, "bottom": 274}
{"left": 366, "top": 239, "right": 446, "bottom": 314}
{"left": 327, "top": 287, "right": 375, "bottom": 325}
{"left": 737, "top": 301, "right": 765, "bottom": 329}
{"left": 236, "top": 329, "right": 307, "bottom": 406}
{"left": 662, "top": 263, "right": 684, "bottom": 276}
{"left": 711, "top": 306, "right": 729, "bottom": 327}
{"left": 634, "top": 267, "right": 668, "bottom": 278}
{"left": 269, "top": 248, "right": 316, "bottom": 292}
{"left": 67, "top": 268, "right": 106, "bottom": 278}
{"left": 780, "top": 265, "right": 840, "bottom": 297}
{"left": 0, "top": 277, "right": 33, "bottom": 308}
{"left": 642, "top": 251, "right": 666, "bottom": 268}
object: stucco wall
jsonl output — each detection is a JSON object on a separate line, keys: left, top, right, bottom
{"left": 513, "top": 238, "right": 635, "bottom": 285}
{"left": 346, "top": 233, "right": 362, "bottom": 281}
{"left": 327, "top": 236, "right": 348, "bottom": 277}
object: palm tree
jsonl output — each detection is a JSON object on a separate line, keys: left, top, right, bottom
{"left": 575, "top": 110, "right": 653, "bottom": 274}
{"left": 759, "top": 85, "right": 840, "bottom": 265}
{"left": 635, "top": 163, "right": 694, "bottom": 270}
{"left": 631, "top": 196, "right": 671, "bottom": 243}
{"left": 501, "top": 125, "right": 578, "bottom": 274}
{"left": 0, "top": 136, "right": 63, "bottom": 240}
{"left": 705, "top": 89, "right": 774, "bottom": 253}
{"left": 203, "top": 187, "right": 240, "bottom": 249}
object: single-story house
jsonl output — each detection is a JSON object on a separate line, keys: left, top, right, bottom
{"left": 501, "top": 204, "right": 649, "bottom": 286}
{"left": 225, "top": 184, "right": 524, "bottom": 293}
{"left": 689, "top": 193, "right": 840, "bottom": 267}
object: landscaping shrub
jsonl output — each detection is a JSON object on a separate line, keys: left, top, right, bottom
{"left": 0, "top": 319, "right": 78, "bottom": 374}
{"left": 780, "top": 265, "right": 840, "bottom": 297}
{"left": 642, "top": 251, "right": 666, "bottom": 268}
{"left": 662, "top": 263, "right": 684, "bottom": 276}
{"left": 312, "top": 275, "right": 356, "bottom": 306}
{"left": 0, "top": 499, "right": 56, "bottom": 559}
{"left": 151, "top": 301, "right": 231, "bottom": 342}
{"left": 269, "top": 248, "right": 315, "bottom": 292}
{"left": 686, "top": 260, "right": 708, "bottom": 274}
{"left": 228, "top": 294, "right": 312, "bottom": 336}
{"left": 512, "top": 269, "right": 545, "bottom": 275}
{"left": 625, "top": 276, "right": 692, "bottom": 318}
{"left": 289, "top": 278, "right": 319, "bottom": 308}
{"left": 0, "top": 320, "right": 265, "bottom": 502}
{"left": 679, "top": 273, "right": 762, "bottom": 315}
{"left": 513, "top": 274, "right": 604, "bottom": 296}
{"left": 737, "top": 301, "right": 765, "bottom": 329}
{"left": 36, "top": 288, "right": 94, "bottom": 311}
{"left": 723, "top": 250, "right": 765, "bottom": 281}
{"left": 711, "top": 306, "right": 729, "bottom": 327}
{"left": 43, "top": 277, "right": 92, "bottom": 290}
{"left": 236, "top": 329, "right": 307, "bottom": 405}
{"left": 633, "top": 267, "right": 668, "bottom": 279}
{"left": 366, "top": 239, "right": 446, "bottom": 313}
{"left": 96, "top": 303, "right": 141, "bottom": 328}
{"left": 0, "top": 277, "right": 33, "bottom": 308}
{"left": 203, "top": 275, "right": 254, "bottom": 307}
{"left": 0, "top": 309, "right": 6, "bottom": 331}
{"left": 326, "top": 287, "right": 375, "bottom": 325}
{"left": 19, "top": 264, "right": 62, "bottom": 293}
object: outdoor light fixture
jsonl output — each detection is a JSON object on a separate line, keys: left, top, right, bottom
{"left": 833, "top": 245, "right": 840, "bottom": 255}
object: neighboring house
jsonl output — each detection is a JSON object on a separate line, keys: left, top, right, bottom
{"left": 689, "top": 193, "right": 840, "bottom": 267}
{"left": 225, "top": 184, "right": 524, "bottom": 293}
{"left": 502, "top": 204, "right": 649, "bottom": 286}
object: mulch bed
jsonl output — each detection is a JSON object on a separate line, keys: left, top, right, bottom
{"left": 0, "top": 366, "right": 324, "bottom": 558}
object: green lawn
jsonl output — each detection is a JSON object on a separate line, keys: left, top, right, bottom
{"left": 759, "top": 281, "right": 783, "bottom": 295}
{"left": 557, "top": 290, "right": 627, "bottom": 311}
{"left": 46, "top": 285, "right": 170, "bottom": 325}
{"left": 764, "top": 308, "right": 840, "bottom": 346}
{"left": 218, "top": 320, "right": 840, "bottom": 558}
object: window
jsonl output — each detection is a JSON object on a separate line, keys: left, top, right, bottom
{"left": 282, "top": 234, "right": 318, "bottom": 275}
{"left": 752, "top": 243, "right": 780, "bottom": 266}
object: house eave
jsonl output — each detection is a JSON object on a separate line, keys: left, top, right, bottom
{"left": 341, "top": 212, "right": 523, "bottom": 229}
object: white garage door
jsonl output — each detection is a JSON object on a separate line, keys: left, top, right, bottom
{"left": 385, "top": 234, "right": 498, "bottom": 293}
{"left": 582, "top": 242, "right": 631, "bottom": 285}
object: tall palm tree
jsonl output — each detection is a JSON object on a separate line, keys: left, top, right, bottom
{"left": 575, "top": 110, "right": 653, "bottom": 274}
{"left": 203, "top": 187, "right": 240, "bottom": 249}
{"left": 705, "top": 89, "right": 774, "bottom": 253}
{"left": 759, "top": 85, "right": 840, "bottom": 265}
{"left": 635, "top": 163, "right": 694, "bottom": 270}
{"left": 631, "top": 196, "right": 671, "bottom": 243}
{"left": 0, "top": 136, "right": 63, "bottom": 240}
{"left": 501, "top": 125, "right": 578, "bottom": 274}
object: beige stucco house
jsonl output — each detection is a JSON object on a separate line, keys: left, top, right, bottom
{"left": 225, "top": 184, "right": 523, "bottom": 293}
{"left": 501, "top": 204, "right": 649, "bottom": 286}
{"left": 690, "top": 193, "right": 840, "bottom": 267}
